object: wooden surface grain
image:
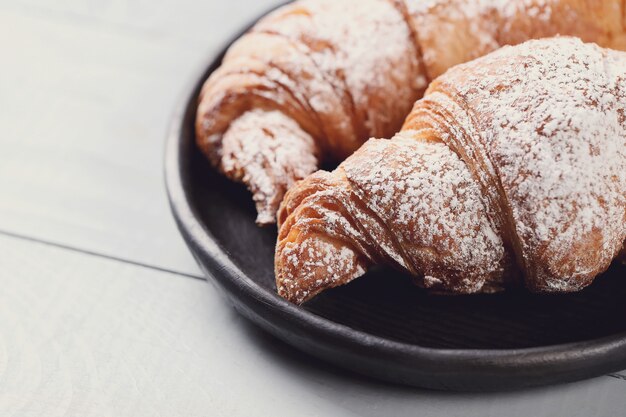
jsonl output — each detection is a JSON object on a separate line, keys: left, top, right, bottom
{"left": 2, "top": 234, "right": 626, "bottom": 417}
{"left": 0, "top": 0, "right": 280, "bottom": 275}
{"left": 0, "top": 0, "right": 624, "bottom": 415}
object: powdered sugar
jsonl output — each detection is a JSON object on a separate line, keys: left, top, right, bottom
{"left": 277, "top": 235, "right": 366, "bottom": 304}
{"left": 257, "top": 0, "right": 424, "bottom": 139}
{"left": 198, "top": 0, "right": 624, "bottom": 227}
{"left": 406, "top": 0, "right": 558, "bottom": 79}
{"left": 276, "top": 38, "right": 625, "bottom": 303}
{"left": 276, "top": 132, "right": 510, "bottom": 302}
{"left": 431, "top": 37, "right": 626, "bottom": 289}
{"left": 221, "top": 109, "right": 318, "bottom": 225}
{"left": 342, "top": 135, "right": 506, "bottom": 292}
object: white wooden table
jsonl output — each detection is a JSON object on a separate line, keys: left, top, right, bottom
{"left": 1, "top": 1, "right": 625, "bottom": 415}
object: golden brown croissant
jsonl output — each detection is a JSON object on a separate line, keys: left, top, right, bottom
{"left": 275, "top": 38, "right": 626, "bottom": 304}
{"left": 196, "top": 0, "right": 626, "bottom": 225}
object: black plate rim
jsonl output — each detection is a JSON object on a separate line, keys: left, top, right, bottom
{"left": 164, "top": 5, "right": 626, "bottom": 390}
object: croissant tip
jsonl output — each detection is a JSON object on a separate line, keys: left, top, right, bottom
{"left": 275, "top": 276, "right": 309, "bottom": 305}
{"left": 255, "top": 213, "right": 277, "bottom": 227}
{"left": 254, "top": 199, "right": 279, "bottom": 226}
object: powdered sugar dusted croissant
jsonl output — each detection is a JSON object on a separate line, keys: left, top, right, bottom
{"left": 196, "top": 0, "right": 626, "bottom": 224}
{"left": 275, "top": 38, "right": 626, "bottom": 304}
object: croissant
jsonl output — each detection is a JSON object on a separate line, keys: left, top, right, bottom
{"left": 275, "top": 37, "right": 626, "bottom": 305}
{"left": 196, "top": 0, "right": 626, "bottom": 225}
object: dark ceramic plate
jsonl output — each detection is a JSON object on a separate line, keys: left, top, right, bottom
{"left": 165, "top": 6, "right": 626, "bottom": 391}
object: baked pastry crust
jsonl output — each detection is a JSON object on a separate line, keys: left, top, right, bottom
{"left": 196, "top": 0, "right": 626, "bottom": 224}
{"left": 275, "top": 38, "right": 626, "bottom": 304}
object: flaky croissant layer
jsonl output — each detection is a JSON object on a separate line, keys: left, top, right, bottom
{"left": 275, "top": 38, "right": 626, "bottom": 304}
{"left": 196, "top": 0, "right": 626, "bottom": 224}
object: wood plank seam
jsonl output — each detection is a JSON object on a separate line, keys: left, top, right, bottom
{"left": 0, "top": 228, "right": 205, "bottom": 281}
{"left": 1, "top": 229, "right": 624, "bottom": 385}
